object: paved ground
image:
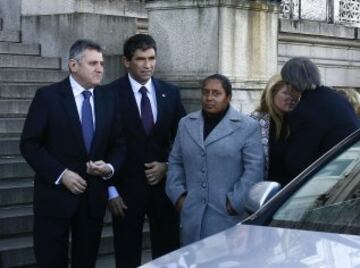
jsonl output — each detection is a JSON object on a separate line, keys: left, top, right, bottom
{"left": 96, "top": 250, "right": 152, "bottom": 267}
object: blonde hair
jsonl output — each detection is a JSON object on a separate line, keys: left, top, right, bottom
{"left": 256, "top": 74, "right": 289, "bottom": 140}
{"left": 336, "top": 88, "right": 360, "bottom": 117}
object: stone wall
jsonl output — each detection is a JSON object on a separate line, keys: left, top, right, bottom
{"left": 22, "top": 0, "right": 146, "bottom": 18}
{"left": 147, "top": 0, "right": 279, "bottom": 114}
{"left": 278, "top": 19, "right": 360, "bottom": 89}
{"left": 5, "top": 0, "right": 359, "bottom": 109}
{"left": 20, "top": 0, "right": 147, "bottom": 83}
{"left": 0, "top": 0, "right": 21, "bottom": 31}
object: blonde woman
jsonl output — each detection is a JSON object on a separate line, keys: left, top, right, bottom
{"left": 336, "top": 88, "right": 360, "bottom": 117}
{"left": 251, "top": 74, "right": 298, "bottom": 186}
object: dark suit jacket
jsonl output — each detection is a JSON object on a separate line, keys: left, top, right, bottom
{"left": 284, "top": 86, "right": 360, "bottom": 180}
{"left": 104, "top": 75, "right": 185, "bottom": 198}
{"left": 20, "top": 77, "right": 125, "bottom": 218}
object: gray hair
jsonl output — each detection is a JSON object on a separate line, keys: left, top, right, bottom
{"left": 281, "top": 57, "right": 321, "bottom": 92}
{"left": 69, "top": 39, "right": 103, "bottom": 62}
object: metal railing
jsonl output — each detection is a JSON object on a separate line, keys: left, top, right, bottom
{"left": 280, "top": 0, "right": 360, "bottom": 28}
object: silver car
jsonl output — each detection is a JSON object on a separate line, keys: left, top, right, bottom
{"left": 141, "top": 129, "right": 360, "bottom": 268}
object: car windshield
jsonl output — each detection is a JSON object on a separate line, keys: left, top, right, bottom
{"left": 269, "top": 140, "right": 360, "bottom": 235}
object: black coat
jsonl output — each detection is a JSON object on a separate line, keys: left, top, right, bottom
{"left": 105, "top": 75, "right": 186, "bottom": 197}
{"left": 284, "top": 86, "right": 360, "bottom": 180}
{"left": 104, "top": 75, "right": 185, "bottom": 265}
{"left": 20, "top": 77, "right": 125, "bottom": 218}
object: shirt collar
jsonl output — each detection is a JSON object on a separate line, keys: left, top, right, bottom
{"left": 69, "top": 75, "right": 94, "bottom": 97}
{"left": 128, "top": 73, "right": 153, "bottom": 94}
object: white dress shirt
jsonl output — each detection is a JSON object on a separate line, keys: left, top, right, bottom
{"left": 70, "top": 75, "right": 96, "bottom": 126}
{"left": 56, "top": 75, "right": 113, "bottom": 184}
{"left": 128, "top": 73, "right": 158, "bottom": 123}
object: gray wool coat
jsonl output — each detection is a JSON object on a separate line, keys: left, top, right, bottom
{"left": 166, "top": 106, "right": 264, "bottom": 245}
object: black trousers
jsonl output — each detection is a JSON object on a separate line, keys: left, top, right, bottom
{"left": 33, "top": 196, "right": 103, "bottom": 268}
{"left": 112, "top": 186, "right": 180, "bottom": 268}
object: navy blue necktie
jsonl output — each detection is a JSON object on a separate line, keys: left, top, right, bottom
{"left": 140, "top": 86, "right": 154, "bottom": 135}
{"left": 81, "top": 90, "right": 94, "bottom": 153}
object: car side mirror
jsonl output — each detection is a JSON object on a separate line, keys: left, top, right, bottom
{"left": 245, "top": 181, "right": 281, "bottom": 214}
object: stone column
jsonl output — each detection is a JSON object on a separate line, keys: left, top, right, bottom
{"left": 146, "top": 0, "right": 279, "bottom": 113}
{"left": 21, "top": 0, "right": 147, "bottom": 82}
{"left": 0, "top": 0, "right": 21, "bottom": 31}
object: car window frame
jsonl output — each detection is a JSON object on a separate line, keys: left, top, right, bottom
{"left": 243, "top": 129, "right": 360, "bottom": 230}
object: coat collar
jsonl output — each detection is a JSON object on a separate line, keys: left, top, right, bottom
{"left": 185, "top": 106, "right": 243, "bottom": 148}
{"left": 152, "top": 78, "right": 167, "bottom": 130}
{"left": 91, "top": 88, "right": 106, "bottom": 156}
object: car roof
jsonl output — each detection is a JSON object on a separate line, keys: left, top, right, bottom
{"left": 141, "top": 223, "right": 360, "bottom": 267}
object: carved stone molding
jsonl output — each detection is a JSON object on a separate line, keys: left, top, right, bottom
{"left": 281, "top": 0, "right": 360, "bottom": 28}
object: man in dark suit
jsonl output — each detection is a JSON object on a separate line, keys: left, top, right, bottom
{"left": 20, "top": 39, "right": 125, "bottom": 268}
{"left": 106, "top": 34, "right": 185, "bottom": 268}
{"left": 281, "top": 57, "right": 360, "bottom": 180}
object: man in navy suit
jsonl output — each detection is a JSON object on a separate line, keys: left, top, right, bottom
{"left": 20, "top": 39, "right": 125, "bottom": 268}
{"left": 106, "top": 34, "right": 185, "bottom": 267}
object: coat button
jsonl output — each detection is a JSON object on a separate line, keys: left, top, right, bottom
{"left": 202, "top": 198, "right": 207, "bottom": 204}
{"left": 201, "top": 168, "right": 205, "bottom": 173}
{"left": 201, "top": 152, "right": 205, "bottom": 157}
{"left": 201, "top": 182, "right": 207, "bottom": 188}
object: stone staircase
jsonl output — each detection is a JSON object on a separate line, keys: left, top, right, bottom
{"left": 0, "top": 21, "right": 154, "bottom": 267}
{"left": 0, "top": 24, "right": 58, "bottom": 267}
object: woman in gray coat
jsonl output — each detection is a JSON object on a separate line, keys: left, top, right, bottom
{"left": 166, "top": 74, "right": 264, "bottom": 245}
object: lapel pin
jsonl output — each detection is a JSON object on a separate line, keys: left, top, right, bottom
{"left": 161, "top": 94, "right": 166, "bottom": 97}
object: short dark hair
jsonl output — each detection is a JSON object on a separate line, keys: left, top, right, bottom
{"left": 201, "top": 74, "right": 232, "bottom": 96}
{"left": 281, "top": 57, "right": 321, "bottom": 92}
{"left": 123, "top": 34, "right": 157, "bottom": 61}
{"left": 69, "top": 39, "right": 102, "bottom": 62}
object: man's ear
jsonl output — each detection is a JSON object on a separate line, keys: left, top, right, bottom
{"left": 122, "top": 56, "right": 130, "bottom": 69}
{"left": 68, "top": 59, "right": 78, "bottom": 73}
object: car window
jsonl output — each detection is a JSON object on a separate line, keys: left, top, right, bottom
{"left": 269, "top": 140, "right": 360, "bottom": 235}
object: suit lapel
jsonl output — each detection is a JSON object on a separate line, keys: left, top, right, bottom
{"left": 204, "top": 106, "right": 243, "bottom": 147}
{"left": 60, "top": 78, "right": 87, "bottom": 155}
{"left": 152, "top": 79, "right": 165, "bottom": 131}
{"left": 184, "top": 111, "right": 205, "bottom": 150}
{"left": 121, "top": 77, "right": 146, "bottom": 135}
{"left": 90, "top": 87, "right": 105, "bottom": 155}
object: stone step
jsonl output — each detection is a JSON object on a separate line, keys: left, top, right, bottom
{"left": 0, "top": 224, "right": 150, "bottom": 267}
{"left": 0, "top": 203, "right": 117, "bottom": 240}
{"left": 0, "top": 83, "right": 41, "bottom": 99}
{"left": 0, "top": 205, "right": 33, "bottom": 237}
{"left": 0, "top": 228, "right": 112, "bottom": 267}
{"left": 0, "top": 118, "right": 25, "bottom": 137}
{"left": 0, "top": 42, "right": 40, "bottom": 56}
{"left": 0, "top": 99, "right": 31, "bottom": 117}
{"left": 96, "top": 254, "right": 116, "bottom": 268}
{"left": 0, "top": 178, "right": 33, "bottom": 207}
{"left": 0, "top": 207, "right": 109, "bottom": 239}
{"left": 0, "top": 137, "right": 20, "bottom": 156}
{"left": 0, "top": 31, "right": 20, "bottom": 42}
{"left": 0, "top": 68, "right": 67, "bottom": 83}
{"left": 0, "top": 201, "right": 150, "bottom": 241}
{"left": 0, "top": 234, "right": 34, "bottom": 267}
{"left": 0, "top": 54, "right": 60, "bottom": 69}
{"left": 0, "top": 157, "right": 33, "bottom": 179}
